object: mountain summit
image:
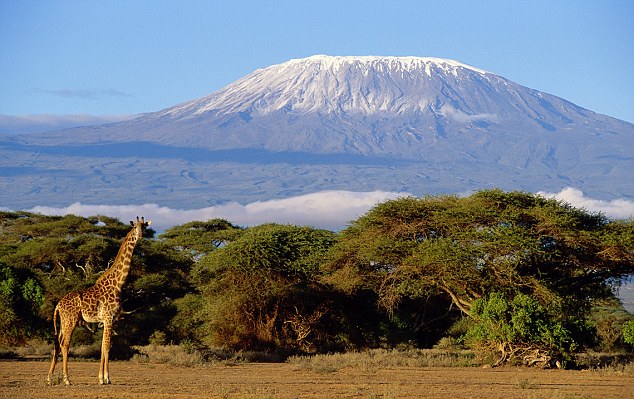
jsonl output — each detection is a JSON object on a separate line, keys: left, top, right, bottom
{"left": 161, "top": 55, "right": 491, "bottom": 117}
{"left": 1, "top": 55, "right": 632, "bottom": 208}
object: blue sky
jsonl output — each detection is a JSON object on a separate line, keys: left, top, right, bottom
{"left": 1, "top": 0, "right": 633, "bottom": 125}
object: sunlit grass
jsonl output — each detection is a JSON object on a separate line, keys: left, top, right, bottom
{"left": 287, "top": 348, "right": 478, "bottom": 372}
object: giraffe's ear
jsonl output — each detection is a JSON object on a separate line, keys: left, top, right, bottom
{"left": 130, "top": 220, "right": 135, "bottom": 227}
{"left": 145, "top": 220, "right": 152, "bottom": 226}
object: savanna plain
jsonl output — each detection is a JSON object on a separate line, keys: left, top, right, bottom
{"left": 2, "top": 359, "right": 632, "bottom": 399}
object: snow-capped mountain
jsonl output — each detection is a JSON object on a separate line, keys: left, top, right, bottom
{"left": 161, "top": 56, "right": 491, "bottom": 117}
{"left": 1, "top": 55, "right": 632, "bottom": 209}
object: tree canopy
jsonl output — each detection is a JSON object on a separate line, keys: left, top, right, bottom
{"left": 325, "top": 190, "right": 632, "bottom": 312}
{"left": 322, "top": 190, "right": 633, "bottom": 362}
{"left": 189, "top": 224, "right": 338, "bottom": 351}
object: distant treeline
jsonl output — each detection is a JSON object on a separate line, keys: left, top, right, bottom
{"left": 1, "top": 189, "right": 633, "bottom": 366}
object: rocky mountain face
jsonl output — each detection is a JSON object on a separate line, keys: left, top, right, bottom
{"left": 1, "top": 55, "right": 632, "bottom": 209}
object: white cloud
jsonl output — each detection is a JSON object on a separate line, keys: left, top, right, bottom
{"left": 26, "top": 190, "right": 410, "bottom": 233}
{"left": 440, "top": 105, "right": 498, "bottom": 124}
{"left": 538, "top": 187, "right": 634, "bottom": 220}
{"left": 19, "top": 188, "right": 632, "bottom": 235}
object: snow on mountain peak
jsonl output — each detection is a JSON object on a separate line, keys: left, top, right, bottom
{"left": 163, "top": 55, "right": 494, "bottom": 118}
{"left": 287, "top": 55, "right": 490, "bottom": 75}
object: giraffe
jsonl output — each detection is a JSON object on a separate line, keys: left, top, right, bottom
{"left": 47, "top": 216, "right": 151, "bottom": 385}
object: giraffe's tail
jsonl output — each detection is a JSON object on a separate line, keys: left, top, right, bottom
{"left": 52, "top": 304, "right": 60, "bottom": 338}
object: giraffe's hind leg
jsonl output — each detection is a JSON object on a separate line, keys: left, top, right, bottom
{"left": 61, "top": 311, "right": 80, "bottom": 385}
{"left": 59, "top": 324, "right": 75, "bottom": 385}
{"left": 47, "top": 333, "right": 61, "bottom": 385}
{"left": 50, "top": 296, "right": 80, "bottom": 385}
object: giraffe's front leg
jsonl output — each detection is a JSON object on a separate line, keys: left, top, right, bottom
{"left": 99, "top": 323, "right": 113, "bottom": 384}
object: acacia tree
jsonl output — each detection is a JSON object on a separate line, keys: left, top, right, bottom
{"left": 0, "top": 212, "right": 192, "bottom": 356}
{"left": 323, "top": 190, "right": 633, "bottom": 362}
{"left": 189, "top": 224, "right": 339, "bottom": 351}
{"left": 159, "top": 219, "right": 243, "bottom": 261}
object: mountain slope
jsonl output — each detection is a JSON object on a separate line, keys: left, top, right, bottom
{"left": 1, "top": 55, "right": 632, "bottom": 209}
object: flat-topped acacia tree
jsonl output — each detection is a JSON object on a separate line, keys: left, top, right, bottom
{"left": 323, "top": 189, "right": 634, "bottom": 361}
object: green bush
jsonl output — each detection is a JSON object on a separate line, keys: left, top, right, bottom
{"left": 464, "top": 292, "right": 576, "bottom": 366}
{"left": 589, "top": 304, "right": 634, "bottom": 351}
{"left": 623, "top": 320, "right": 634, "bottom": 346}
{"left": 0, "top": 263, "right": 46, "bottom": 344}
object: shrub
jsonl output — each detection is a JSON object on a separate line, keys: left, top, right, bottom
{"left": 623, "top": 320, "right": 634, "bottom": 346}
{"left": 464, "top": 292, "right": 576, "bottom": 366}
{"left": 132, "top": 344, "right": 204, "bottom": 366}
{"left": 0, "top": 263, "right": 46, "bottom": 345}
{"left": 589, "top": 304, "right": 633, "bottom": 351}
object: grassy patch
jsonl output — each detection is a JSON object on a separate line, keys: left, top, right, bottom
{"left": 131, "top": 344, "right": 285, "bottom": 366}
{"left": 516, "top": 377, "right": 538, "bottom": 389}
{"left": 287, "top": 348, "right": 478, "bottom": 372}
{"left": 575, "top": 352, "right": 634, "bottom": 374}
{"left": 132, "top": 344, "right": 204, "bottom": 366}
{"left": 0, "top": 339, "right": 51, "bottom": 359}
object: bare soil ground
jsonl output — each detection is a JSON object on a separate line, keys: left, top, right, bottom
{"left": 1, "top": 360, "right": 632, "bottom": 399}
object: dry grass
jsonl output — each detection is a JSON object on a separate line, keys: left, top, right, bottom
{"left": 131, "top": 344, "right": 284, "bottom": 367}
{"left": 0, "top": 339, "right": 51, "bottom": 359}
{"left": 132, "top": 344, "right": 205, "bottom": 366}
{"left": 287, "top": 348, "right": 478, "bottom": 373}
{"left": 0, "top": 338, "right": 103, "bottom": 360}
{"left": 575, "top": 352, "right": 634, "bottom": 374}
{"left": 4, "top": 340, "right": 632, "bottom": 375}
{"left": 588, "top": 360, "right": 634, "bottom": 375}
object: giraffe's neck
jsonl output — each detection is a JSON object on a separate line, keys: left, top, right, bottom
{"left": 96, "top": 227, "right": 140, "bottom": 292}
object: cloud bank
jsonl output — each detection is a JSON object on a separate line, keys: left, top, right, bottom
{"left": 538, "top": 187, "right": 634, "bottom": 220}
{"left": 27, "top": 190, "right": 410, "bottom": 233}
{"left": 20, "top": 188, "right": 632, "bottom": 234}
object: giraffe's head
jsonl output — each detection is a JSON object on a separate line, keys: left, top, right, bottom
{"left": 130, "top": 216, "right": 151, "bottom": 238}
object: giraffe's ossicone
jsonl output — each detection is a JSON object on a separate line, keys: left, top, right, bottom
{"left": 47, "top": 216, "right": 151, "bottom": 385}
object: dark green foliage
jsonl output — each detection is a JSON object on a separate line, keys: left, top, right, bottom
{"left": 187, "top": 223, "right": 418, "bottom": 352}
{"left": 589, "top": 302, "right": 634, "bottom": 352}
{"left": 159, "top": 219, "right": 242, "bottom": 261}
{"left": 193, "top": 224, "right": 335, "bottom": 281}
{"left": 0, "top": 213, "right": 131, "bottom": 276}
{"left": 623, "top": 320, "right": 634, "bottom": 346}
{"left": 327, "top": 189, "right": 632, "bottom": 311}
{"left": 323, "top": 189, "right": 633, "bottom": 361}
{"left": 168, "top": 293, "right": 206, "bottom": 344}
{"left": 0, "top": 262, "right": 45, "bottom": 344}
{"left": 0, "top": 213, "right": 135, "bottom": 338}
{"left": 190, "top": 224, "right": 339, "bottom": 351}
